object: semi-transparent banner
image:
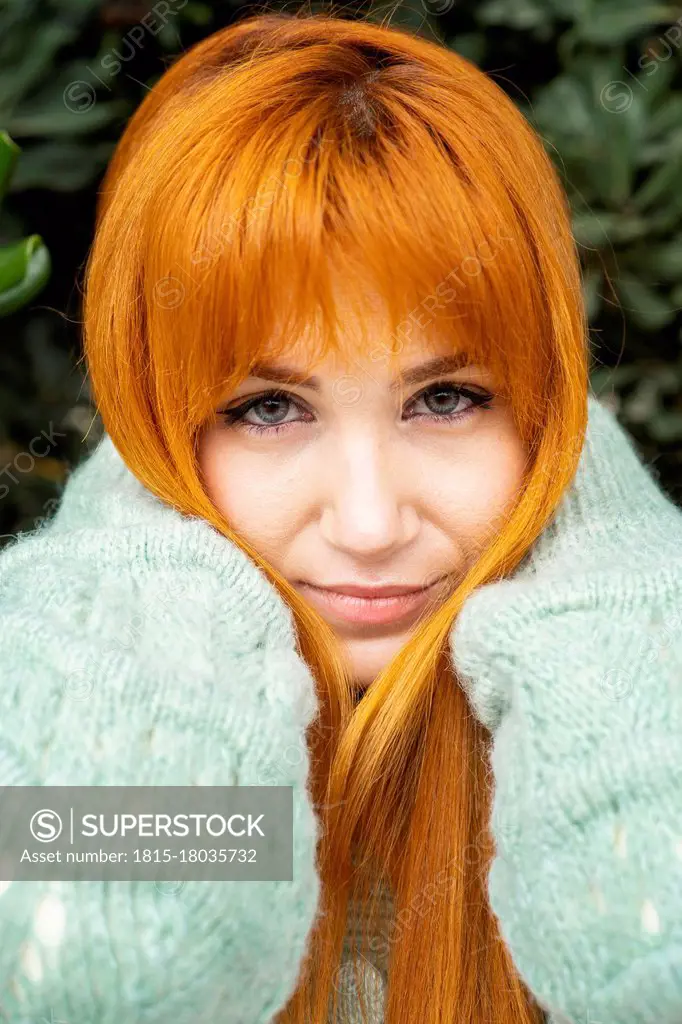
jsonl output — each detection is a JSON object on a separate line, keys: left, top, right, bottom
{"left": 0, "top": 785, "right": 293, "bottom": 881}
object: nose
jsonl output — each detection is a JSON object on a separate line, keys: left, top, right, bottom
{"left": 318, "top": 430, "right": 420, "bottom": 560}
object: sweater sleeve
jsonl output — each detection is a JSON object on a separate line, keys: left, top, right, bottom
{"left": 451, "top": 471, "right": 682, "bottom": 1021}
{"left": 0, "top": 436, "right": 323, "bottom": 1024}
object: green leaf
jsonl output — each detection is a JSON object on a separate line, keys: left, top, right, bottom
{"left": 649, "top": 409, "right": 682, "bottom": 442}
{"left": 646, "top": 206, "right": 682, "bottom": 233}
{"left": 156, "top": 19, "right": 184, "bottom": 52}
{"left": 0, "top": 20, "right": 80, "bottom": 113}
{"left": 0, "top": 236, "right": 33, "bottom": 290}
{"left": 5, "top": 58, "right": 130, "bottom": 138}
{"left": 0, "top": 235, "right": 51, "bottom": 317}
{"left": 632, "top": 48, "right": 678, "bottom": 108}
{"left": 534, "top": 74, "right": 593, "bottom": 138}
{"left": 477, "top": 0, "right": 549, "bottom": 29}
{"left": 0, "top": 130, "right": 20, "bottom": 200}
{"left": 615, "top": 272, "right": 678, "bottom": 330}
{"left": 546, "top": 0, "right": 582, "bottom": 16}
{"left": 590, "top": 363, "right": 645, "bottom": 395}
{"left": 574, "top": 6, "right": 678, "bottom": 45}
{"left": 622, "top": 376, "right": 661, "bottom": 420}
{"left": 632, "top": 155, "right": 682, "bottom": 211}
{"left": 7, "top": 99, "right": 129, "bottom": 138}
{"left": 450, "top": 33, "right": 486, "bottom": 65}
{"left": 572, "top": 211, "right": 650, "bottom": 247}
{"left": 635, "top": 239, "right": 682, "bottom": 280}
{"left": 181, "top": 3, "right": 214, "bottom": 26}
{"left": 639, "top": 127, "right": 682, "bottom": 166}
{"left": 533, "top": 58, "right": 645, "bottom": 206}
{"left": 7, "top": 140, "right": 116, "bottom": 192}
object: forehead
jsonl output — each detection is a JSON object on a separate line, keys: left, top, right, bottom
{"left": 250, "top": 347, "right": 479, "bottom": 393}
{"left": 257, "top": 311, "right": 477, "bottom": 382}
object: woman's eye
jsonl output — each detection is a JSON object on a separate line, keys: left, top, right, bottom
{"left": 219, "top": 391, "right": 310, "bottom": 436}
{"left": 217, "top": 382, "right": 494, "bottom": 436}
{"left": 404, "top": 383, "right": 494, "bottom": 423}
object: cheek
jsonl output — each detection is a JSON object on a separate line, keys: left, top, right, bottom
{"left": 424, "top": 429, "right": 528, "bottom": 552}
{"left": 197, "top": 429, "right": 306, "bottom": 555}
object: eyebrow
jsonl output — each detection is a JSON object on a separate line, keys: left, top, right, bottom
{"left": 248, "top": 353, "right": 475, "bottom": 392}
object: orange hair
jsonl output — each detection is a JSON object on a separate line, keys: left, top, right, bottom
{"left": 82, "top": 11, "right": 589, "bottom": 1023}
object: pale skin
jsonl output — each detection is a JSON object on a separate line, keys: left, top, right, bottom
{"left": 197, "top": 326, "right": 529, "bottom": 689}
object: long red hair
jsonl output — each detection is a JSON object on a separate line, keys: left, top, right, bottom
{"left": 82, "top": 12, "right": 589, "bottom": 1022}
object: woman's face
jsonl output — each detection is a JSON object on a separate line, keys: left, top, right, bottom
{"left": 197, "top": 327, "right": 529, "bottom": 689}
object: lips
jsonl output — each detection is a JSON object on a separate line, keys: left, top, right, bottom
{"left": 296, "top": 578, "right": 446, "bottom": 629}
{"left": 306, "top": 582, "right": 430, "bottom": 598}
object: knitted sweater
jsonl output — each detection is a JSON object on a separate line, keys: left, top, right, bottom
{"left": 327, "top": 849, "right": 394, "bottom": 1023}
{"left": 0, "top": 393, "right": 680, "bottom": 1024}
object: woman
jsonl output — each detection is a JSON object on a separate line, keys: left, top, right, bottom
{"left": 0, "top": 11, "right": 680, "bottom": 1024}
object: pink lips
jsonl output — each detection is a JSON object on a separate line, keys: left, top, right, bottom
{"left": 297, "top": 579, "right": 444, "bottom": 628}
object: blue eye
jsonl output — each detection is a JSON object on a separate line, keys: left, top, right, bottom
{"left": 404, "top": 383, "right": 494, "bottom": 422}
{"left": 218, "top": 382, "right": 494, "bottom": 436}
{"left": 219, "top": 392, "right": 311, "bottom": 435}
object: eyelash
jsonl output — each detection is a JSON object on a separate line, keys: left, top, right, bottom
{"left": 218, "top": 382, "right": 495, "bottom": 436}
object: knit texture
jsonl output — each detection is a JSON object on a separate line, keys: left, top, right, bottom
{"left": 327, "top": 847, "right": 394, "bottom": 1023}
{"left": 0, "top": 393, "right": 680, "bottom": 1023}
{"left": 0, "top": 434, "right": 323, "bottom": 1023}
{"left": 450, "top": 393, "right": 682, "bottom": 1024}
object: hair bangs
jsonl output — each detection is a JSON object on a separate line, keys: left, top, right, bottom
{"left": 128, "top": 69, "right": 563, "bottom": 442}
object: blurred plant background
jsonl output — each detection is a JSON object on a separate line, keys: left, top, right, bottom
{"left": 1, "top": 0, "right": 682, "bottom": 543}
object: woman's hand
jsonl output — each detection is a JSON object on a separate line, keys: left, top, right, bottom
{"left": 0, "top": 435, "right": 322, "bottom": 1024}
{"left": 449, "top": 395, "right": 682, "bottom": 1024}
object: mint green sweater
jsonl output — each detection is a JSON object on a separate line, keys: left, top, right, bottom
{"left": 0, "top": 393, "right": 680, "bottom": 1024}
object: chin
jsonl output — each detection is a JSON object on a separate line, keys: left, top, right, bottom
{"left": 341, "top": 632, "right": 413, "bottom": 689}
